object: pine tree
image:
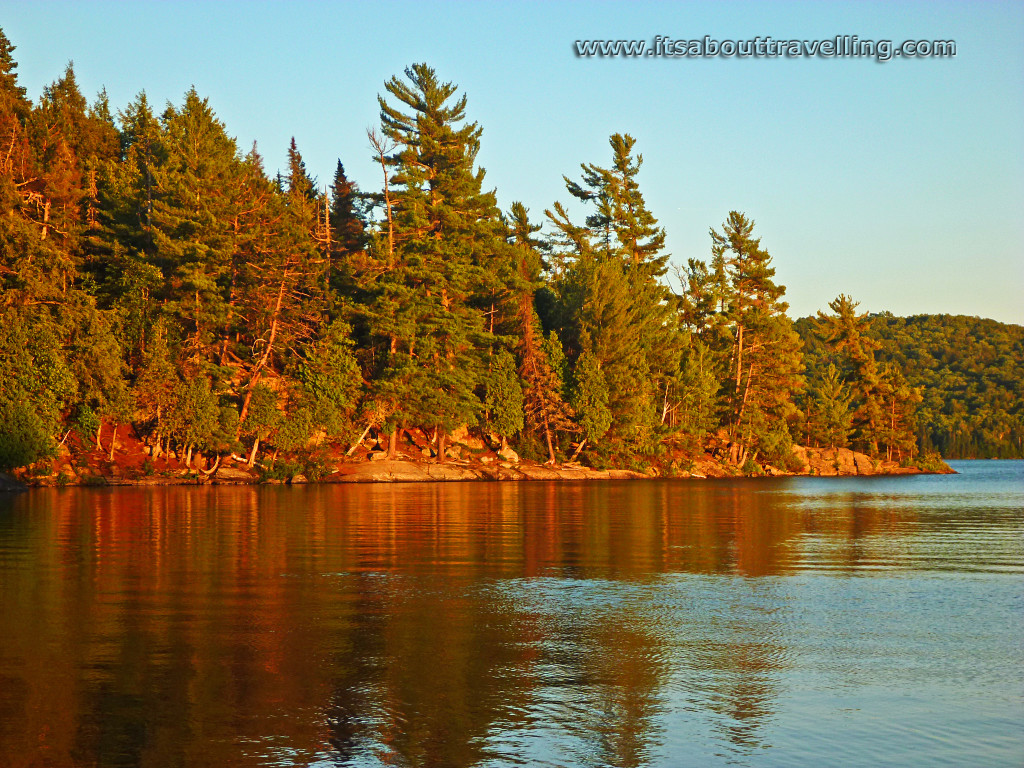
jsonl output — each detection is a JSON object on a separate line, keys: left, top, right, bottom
{"left": 711, "top": 211, "right": 803, "bottom": 465}
{"left": 675, "top": 336, "right": 720, "bottom": 445}
{"left": 547, "top": 134, "right": 682, "bottom": 456}
{"left": 326, "top": 160, "right": 367, "bottom": 301}
{"left": 96, "top": 93, "right": 165, "bottom": 365}
{"left": 814, "top": 294, "right": 885, "bottom": 455}
{"left": 506, "top": 203, "right": 574, "bottom": 463}
{"left": 570, "top": 347, "right": 612, "bottom": 448}
{"left": 482, "top": 350, "right": 524, "bottom": 446}
{"left": 234, "top": 143, "right": 327, "bottom": 427}
{"left": 809, "top": 363, "right": 853, "bottom": 449}
{"left": 150, "top": 88, "right": 244, "bottom": 361}
{"left": 369, "top": 63, "right": 502, "bottom": 460}
{"left": 0, "top": 27, "right": 34, "bottom": 213}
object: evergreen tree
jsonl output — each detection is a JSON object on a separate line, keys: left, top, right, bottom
{"left": 814, "top": 294, "right": 885, "bottom": 454}
{"left": 675, "top": 336, "right": 720, "bottom": 446}
{"left": 482, "top": 350, "right": 525, "bottom": 446}
{"left": 547, "top": 134, "right": 682, "bottom": 457}
{"left": 296, "top": 319, "right": 362, "bottom": 437}
{"left": 570, "top": 348, "right": 612, "bottom": 449}
{"left": 808, "top": 363, "right": 853, "bottom": 449}
{"left": 710, "top": 211, "right": 803, "bottom": 465}
{"left": 506, "top": 203, "right": 574, "bottom": 463}
{"left": 369, "top": 63, "right": 502, "bottom": 460}
{"left": 150, "top": 88, "right": 244, "bottom": 361}
{"left": 234, "top": 143, "right": 327, "bottom": 425}
{"left": 326, "top": 160, "right": 367, "bottom": 301}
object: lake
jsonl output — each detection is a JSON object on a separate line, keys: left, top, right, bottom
{"left": 0, "top": 460, "right": 1021, "bottom": 767}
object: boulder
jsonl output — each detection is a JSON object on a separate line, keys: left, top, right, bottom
{"left": 335, "top": 460, "right": 431, "bottom": 483}
{"left": 835, "top": 448, "right": 859, "bottom": 475}
{"left": 498, "top": 445, "right": 520, "bottom": 464}
{"left": 853, "top": 452, "right": 876, "bottom": 475}
{"left": 449, "top": 424, "right": 485, "bottom": 451}
{"left": 215, "top": 466, "right": 256, "bottom": 483}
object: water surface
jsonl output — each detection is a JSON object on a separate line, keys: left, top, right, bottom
{"left": 1, "top": 460, "right": 1021, "bottom": 767}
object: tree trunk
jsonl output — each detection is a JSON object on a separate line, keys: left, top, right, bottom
{"left": 570, "top": 438, "right": 586, "bottom": 462}
{"left": 346, "top": 424, "right": 372, "bottom": 456}
{"left": 436, "top": 426, "right": 446, "bottom": 464}
{"left": 238, "top": 276, "right": 287, "bottom": 431}
{"left": 248, "top": 435, "right": 260, "bottom": 467}
{"left": 543, "top": 415, "right": 556, "bottom": 465}
{"left": 734, "top": 362, "right": 757, "bottom": 438}
{"left": 95, "top": 422, "right": 103, "bottom": 450}
{"left": 108, "top": 424, "right": 117, "bottom": 461}
{"left": 388, "top": 426, "right": 398, "bottom": 460}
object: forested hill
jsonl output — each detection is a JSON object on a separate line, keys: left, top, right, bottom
{"left": 797, "top": 314, "right": 1024, "bottom": 459}
{"left": 0, "top": 27, "right": 998, "bottom": 479}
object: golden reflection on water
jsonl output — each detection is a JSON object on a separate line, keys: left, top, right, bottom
{"left": 0, "top": 474, "right": 1019, "bottom": 768}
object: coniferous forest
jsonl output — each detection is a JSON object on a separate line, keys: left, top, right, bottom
{"left": 1, "top": 31, "right": 1021, "bottom": 478}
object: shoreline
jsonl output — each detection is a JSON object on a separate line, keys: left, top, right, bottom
{"left": 2, "top": 444, "right": 955, "bottom": 492}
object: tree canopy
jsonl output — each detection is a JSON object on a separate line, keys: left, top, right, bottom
{"left": 1, "top": 29, "right": 1016, "bottom": 476}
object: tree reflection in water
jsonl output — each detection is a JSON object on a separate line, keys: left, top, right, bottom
{"left": 1, "top": 470, "right": 1018, "bottom": 768}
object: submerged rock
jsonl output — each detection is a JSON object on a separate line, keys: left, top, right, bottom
{"left": 0, "top": 472, "right": 27, "bottom": 493}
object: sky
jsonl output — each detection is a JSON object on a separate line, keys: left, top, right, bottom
{"left": 2, "top": 0, "right": 1022, "bottom": 323}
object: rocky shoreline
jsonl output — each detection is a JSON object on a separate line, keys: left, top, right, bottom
{"left": 1, "top": 433, "right": 954, "bottom": 492}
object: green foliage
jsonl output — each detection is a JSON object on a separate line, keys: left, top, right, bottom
{"left": 0, "top": 400, "right": 54, "bottom": 471}
{"left": 868, "top": 315, "right": 1022, "bottom": 459}
{"left": 166, "top": 377, "right": 219, "bottom": 451}
{"left": 297, "top": 320, "right": 360, "bottom": 436}
{"left": 483, "top": 350, "right": 525, "bottom": 440}
{"left": 241, "top": 384, "right": 280, "bottom": 439}
{"left": 72, "top": 404, "right": 100, "bottom": 442}
{"left": 702, "top": 212, "right": 803, "bottom": 463}
{"left": 547, "top": 134, "right": 682, "bottom": 454}
{"left": 274, "top": 406, "right": 315, "bottom": 453}
{"left": 258, "top": 460, "right": 302, "bottom": 482}
{"left": 0, "top": 31, "right": 1007, "bottom": 474}
{"left": 741, "top": 457, "right": 763, "bottom": 476}
{"left": 570, "top": 349, "right": 612, "bottom": 444}
{"left": 368, "top": 63, "right": 500, "bottom": 440}
{"left": 797, "top": 309, "right": 1016, "bottom": 459}
{"left": 914, "top": 450, "right": 948, "bottom": 473}
{"left": 0, "top": 310, "right": 77, "bottom": 441}
{"left": 676, "top": 337, "right": 720, "bottom": 443}
{"left": 758, "top": 423, "right": 796, "bottom": 469}
{"left": 806, "top": 363, "right": 854, "bottom": 449}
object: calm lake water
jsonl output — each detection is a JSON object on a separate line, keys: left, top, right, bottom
{"left": 0, "top": 460, "right": 1021, "bottom": 767}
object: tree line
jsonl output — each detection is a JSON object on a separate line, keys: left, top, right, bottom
{"left": 2, "top": 30, "right": 1012, "bottom": 474}
{"left": 798, "top": 313, "right": 1024, "bottom": 459}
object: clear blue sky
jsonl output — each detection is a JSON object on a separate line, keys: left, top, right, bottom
{"left": 3, "top": 0, "right": 1022, "bottom": 323}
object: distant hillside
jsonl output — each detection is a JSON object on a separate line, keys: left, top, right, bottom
{"left": 797, "top": 314, "right": 1024, "bottom": 459}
